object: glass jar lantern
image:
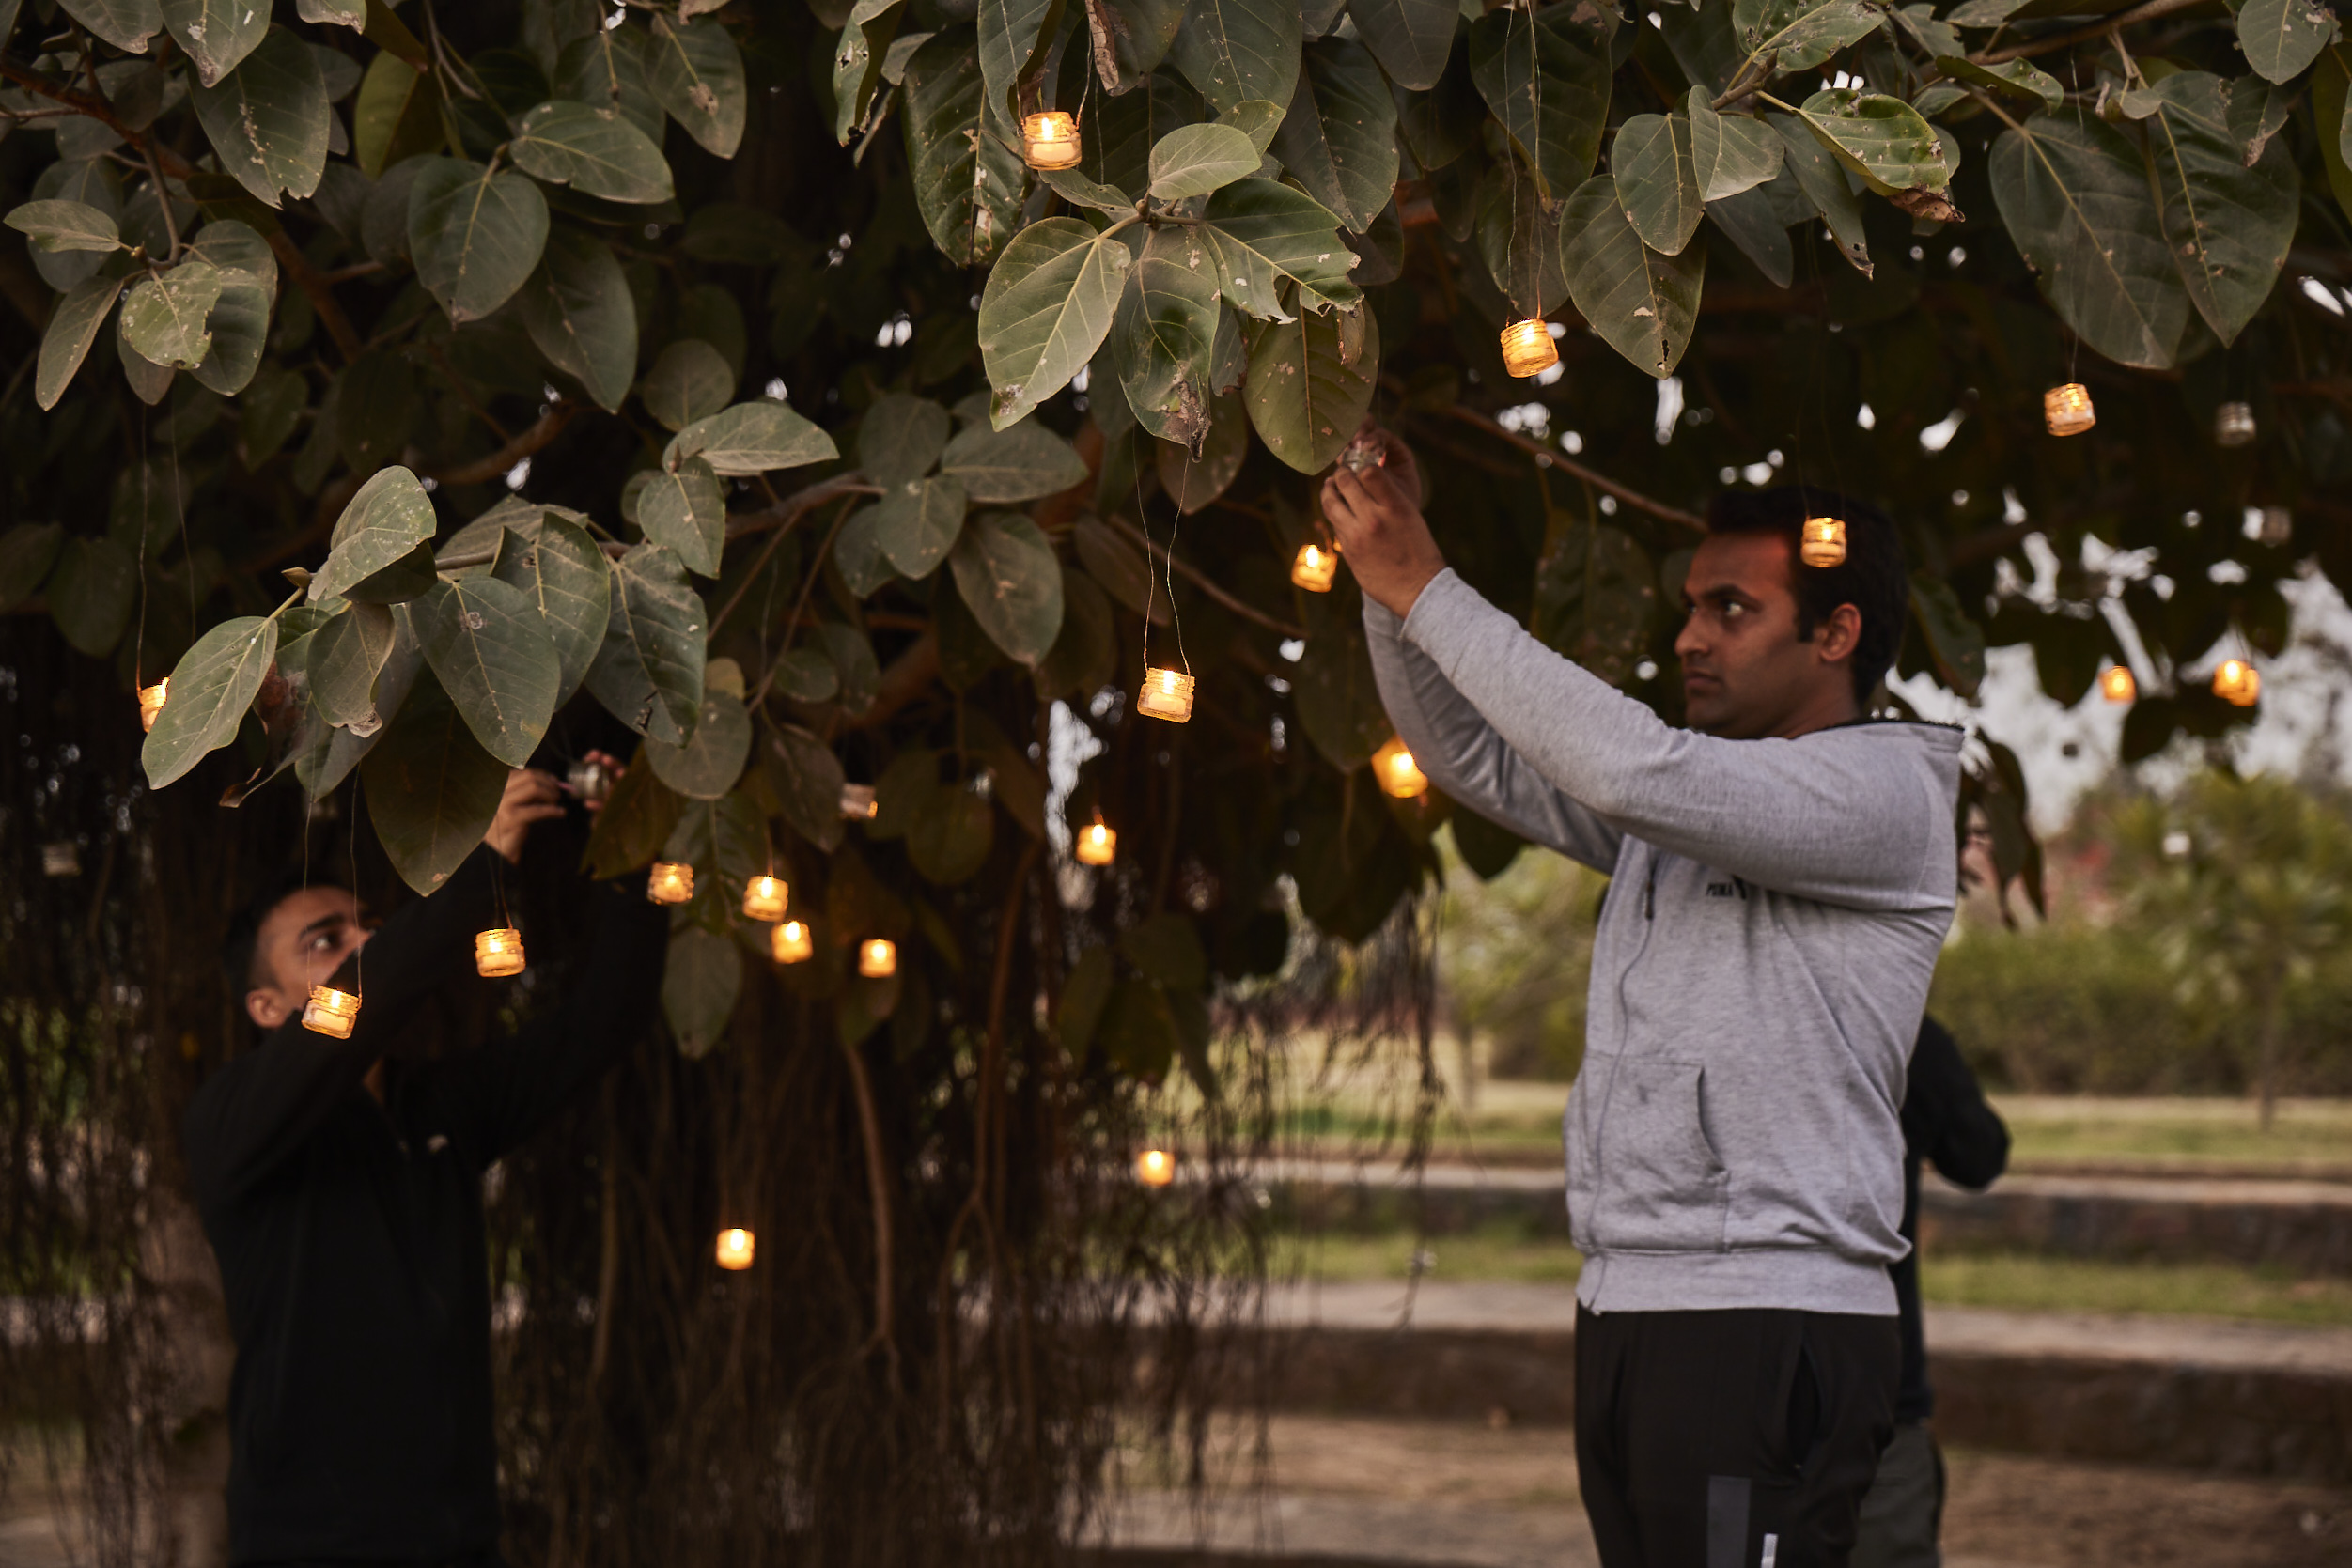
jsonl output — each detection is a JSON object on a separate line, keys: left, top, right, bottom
{"left": 138, "top": 678, "right": 169, "bottom": 733}
{"left": 646, "top": 862, "right": 694, "bottom": 904}
{"left": 1076, "top": 819, "right": 1116, "bottom": 866}
{"left": 1373, "top": 737, "right": 1429, "bottom": 800}
{"left": 772, "top": 920, "right": 813, "bottom": 964}
{"left": 741, "top": 875, "right": 788, "bottom": 923}
{"left": 2099, "top": 665, "right": 2136, "bottom": 704}
{"left": 1291, "top": 542, "right": 1339, "bottom": 592}
{"left": 859, "top": 939, "right": 897, "bottom": 978}
{"left": 303, "top": 985, "right": 362, "bottom": 1038}
{"left": 1799, "top": 516, "right": 1847, "bottom": 567}
{"left": 1137, "top": 667, "right": 1194, "bottom": 723}
{"left": 1021, "top": 111, "right": 1082, "bottom": 169}
{"left": 475, "top": 927, "right": 525, "bottom": 978}
{"left": 1500, "top": 318, "right": 1558, "bottom": 379}
{"left": 2212, "top": 659, "right": 2260, "bottom": 706}
{"left": 1135, "top": 1148, "right": 1176, "bottom": 1187}
{"left": 2214, "top": 401, "right": 2256, "bottom": 448}
{"left": 2045, "top": 382, "right": 2095, "bottom": 437}
{"left": 839, "top": 783, "right": 878, "bottom": 820}
{"left": 715, "top": 1228, "right": 755, "bottom": 1270}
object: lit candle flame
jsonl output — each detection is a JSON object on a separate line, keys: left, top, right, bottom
{"left": 741, "top": 875, "right": 788, "bottom": 923}
{"left": 772, "top": 920, "right": 813, "bottom": 963}
{"left": 1135, "top": 1148, "right": 1176, "bottom": 1187}
{"left": 859, "top": 939, "right": 897, "bottom": 978}
{"left": 715, "top": 1228, "right": 755, "bottom": 1269}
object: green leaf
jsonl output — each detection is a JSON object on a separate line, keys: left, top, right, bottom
{"left": 642, "top": 339, "right": 735, "bottom": 432}
{"left": 162, "top": 0, "right": 266, "bottom": 86}
{"left": 1200, "top": 177, "right": 1361, "bottom": 319}
{"left": 142, "top": 613, "right": 277, "bottom": 788}
{"left": 5, "top": 200, "right": 120, "bottom": 253}
{"left": 554, "top": 26, "right": 664, "bottom": 145}
{"left": 648, "top": 690, "right": 752, "bottom": 799}
{"left": 1614, "top": 112, "right": 1704, "bottom": 256}
{"left": 1038, "top": 164, "right": 1139, "bottom": 214}
{"left": 1243, "top": 303, "right": 1378, "bottom": 474}
{"left": 1097, "top": 977, "right": 1177, "bottom": 1080}
{"left": 0, "top": 524, "right": 64, "bottom": 610}
{"left": 1034, "top": 569, "right": 1116, "bottom": 699}
{"left": 1731, "top": 0, "right": 1881, "bottom": 75}
{"left": 939, "top": 420, "right": 1090, "bottom": 502}
{"left": 491, "top": 512, "right": 611, "bottom": 702}
{"left": 2137, "top": 70, "right": 2298, "bottom": 348}
{"left": 307, "top": 600, "right": 397, "bottom": 728}
{"left": 120, "top": 260, "right": 225, "bottom": 370}
{"left": 1121, "top": 909, "right": 1206, "bottom": 989}
{"left": 2315, "top": 46, "right": 2352, "bottom": 225}
{"left": 1559, "top": 176, "right": 1703, "bottom": 379}
{"left": 859, "top": 392, "right": 952, "bottom": 488}
{"left": 1468, "top": 5, "right": 1611, "bottom": 201}
{"left": 646, "top": 13, "right": 746, "bottom": 157}
{"left": 581, "top": 746, "right": 683, "bottom": 878}
{"left": 1768, "top": 111, "right": 1870, "bottom": 275}
{"left": 1348, "top": 0, "right": 1456, "bottom": 91}
{"left": 978, "top": 0, "right": 1056, "bottom": 126}
{"left": 1084, "top": 0, "right": 1186, "bottom": 94}
{"left": 1531, "top": 513, "right": 1657, "bottom": 687}
{"left": 333, "top": 348, "right": 417, "bottom": 475}
{"left": 662, "top": 929, "right": 740, "bottom": 1058}
{"left": 818, "top": 622, "right": 880, "bottom": 715}
{"left": 2227, "top": 74, "right": 2297, "bottom": 164}
{"left": 36, "top": 275, "right": 126, "bottom": 412}
{"left": 1058, "top": 944, "right": 1114, "bottom": 1057}
{"left": 47, "top": 536, "right": 136, "bottom": 656}
{"left": 190, "top": 266, "right": 273, "bottom": 397}
{"left": 1114, "top": 225, "right": 1223, "bottom": 450}
{"left": 951, "top": 510, "right": 1065, "bottom": 665}
{"left": 638, "top": 457, "right": 729, "bottom": 577}
{"left": 312, "top": 467, "right": 436, "bottom": 604}
{"left": 416, "top": 576, "right": 562, "bottom": 768}
{"left": 873, "top": 474, "right": 968, "bottom": 579}
{"left": 901, "top": 27, "right": 1025, "bottom": 266}
{"left": 1987, "top": 106, "right": 2188, "bottom": 370}
{"left": 1475, "top": 159, "right": 1568, "bottom": 317}
{"left": 55, "top": 0, "right": 162, "bottom": 55}
{"left": 585, "top": 543, "right": 707, "bottom": 745}
{"left": 408, "top": 157, "right": 550, "bottom": 325}
{"left": 1690, "top": 90, "right": 1782, "bottom": 202}
{"left": 1793, "top": 89, "right": 1951, "bottom": 196}
{"left": 240, "top": 365, "right": 307, "bottom": 466}
{"left": 833, "top": 507, "right": 898, "bottom": 598}
{"left": 664, "top": 400, "right": 837, "bottom": 475}
{"left": 516, "top": 224, "right": 637, "bottom": 412}
{"left": 1269, "top": 38, "right": 1398, "bottom": 233}
{"left": 770, "top": 646, "right": 841, "bottom": 703}
{"left": 1156, "top": 389, "right": 1249, "bottom": 510}
{"left": 353, "top": 52, "right": 442, "bottom": 179}
{"left": 1706, "top": 180, "right": 1794, "bottom": 288}
{"left": 831, "top": 0, "right": 902, "bottom": 143}
{"left": 764, "top": 722, "right": 848, "bottom": 851}
{"left": 1167, "top": 0, "right": 1302, "bottom": 114}
{"left": 297, "top": 0, "right": 366, "bottom": 27}
{"left": 2238, "top": 0, "right": 2337, "bottom": 85}
{"left": 510, "top": 99, "right": 675, "bottom": 203}
{"left": 1147, "top": 123, "right": 1261, "bottom": 201}
{"left": 907, "top": 783, "right": 994, "bottom": 884}
{"left": 1932, "top": 54, "right": 2064, "bottom": 110}
{"left": 360, "top": 669, "right": 510, "bottom": 893}
{"left": 344, "top": 541, "right": 438, "bottom": 606}
{"left": 977, "top": 217, "right": 1133, "bottom": 430}
{"left": 191, "top": 25, "right": 330, "bottom": 208}
{"left": 1908, "top": 572, "right": 1986, "bottom": 698}
{"left": 1219, "top": 96, "right": 1286, "bottom": 155}
{"left": 1294, "top": 603, "right": 1388, "bottom": 770}
{"left": 25, "top": 161, "right": 119, "bottom": 293}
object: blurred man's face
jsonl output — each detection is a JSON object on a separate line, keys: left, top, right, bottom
{"left": 244, "top": 887, "right": 372, "bottom": 1030}
{"left": 1673, "top": 532, "right": 1859, "bottom": 740}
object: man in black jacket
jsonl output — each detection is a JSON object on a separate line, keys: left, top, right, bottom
{"left": 186, "top": 759, "right": 665, "bottom": 1566}
{"left": 1851, "top": 1015, "right": 2010, "bottom": 1568}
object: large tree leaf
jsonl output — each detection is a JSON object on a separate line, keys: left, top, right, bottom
{"left": 1560, "top": 176, "right": 1703, "bottom": 378}
{"left": 1269, "top": 38, "right": 1398, "bottom": 233}
{"left": 48, "top": 536, "right": 135, "bottom": 656}
{"left": 1768, "top": 111, "right": 1870, "bottom": 274}
{"left": 978, "top": 0, "right": 1057, "bottom": 125}
{"left": 0, "top": 525, "right": 63, "bottom": 612}
{"left": 665, "top": 400, "right": 837, "bottom": 475}
{"left": 492, "top": 513, "right": 611, "bottom": 702}
{"left": 2237, "top": 0, "right": 2336, "bottom": 85}
{"left": 646, "top": 13, "right": 746, "bottom": 157}
{"left": 1934, "top": 54, "right": 2064, "bottom": 109}
{"left": 764, "top": 722, "right": 848, "bottom": 851}
{"left": 643, "top": 340, "right": 735, "bottom": 432}
{"left": 1475, "top": 159, "right": 1568, "bottom": 317}
{"left": 307, "top": 599, "right": 397, "bottom": 729}
{"left": 1115, "top": 225, "right": 1223, "bottom": 450}
{"left": 516, "top": 224, "right": 638, "bottom": 412}
{"left": 1074, "top": 66, "right": 1204, "bottom": 194}
{"left": 25, "top": 161, "right": 119, "bottom": 293}
{"left": 362, "top": 670, "right": 510, "bottom": 894}
{"left": 1791, "top": 88, "right": 1951, "bottom": 195}
{"left": 312, "top": 466, "right": 436, "bottom": 605}
{"left": 1348, "top": 0, "right": 1455, "bottom": 91}
{"left": 120, "top": 259, "right": 224, "bottom": 370}
{"left": 162, "top": 0, "right": 267, "bottom": 86}
{"left": 941, "top": 421, "right": 1090, "bottom": 501}
{"left": 1243, "top": 303, "right": 1378, "bottom": 474}
{"left": 1467, "top": 5, "right": 1611, "bottom": 201}
{"left": 1689, "top": 90, "right": 1782, "bottom": 202}
{"left": 510, "top": 99, "right": 675, "bottom": 203}
{"left": 873, "top": 474, "right": 968, "bottom": 579}
{"left": 648, "top": 691, "right": 753, "bottom": 799}
{"left": 860, "top": 392, "right": 953, "bottom": 487}
{"left": 334, "top": 348, "right": 417, "bottom": 475}
{"left": 978, "top": 217, "right": 1133, "bottom": 430}
{"left": 1613, "top": 112, "right": 1704, "bottom": 256}
{"left": 353, "top": 53, "right": 442, "bottom": 180}
{"left": 1705, "top": 180, "right": 1794, "bottom": 287}
{"left": 1293, "top": 598, "right": 1387, "bottom": 770}
{"left": 1988, "top": 106, "right": 2188, "bottom": 370}
{"left": 1157, "top": 387, "right": 1250, "bottom": 510}
{"left": 831, "top": 0, "right": 902, "bottom": 142}
{"left": 1731, "top": 0, "right": 1881, "bottom": 75}
{"left": 902, "top": 27, "right": 1024, "bottom": 265}
{"left": 1167, "top": 0, "right": 1302, "bottom": 114}
{"left": 56, "top": 0, "right": 163, "bottom": 55}
{"left": 1532, "top": 513, "right": 1657, "bottom": 687}
{"left": 950, "top": 510, "right": 1065, "bottom": 665}
{"left": 142, "top": 614, "right": 277, "bottom": 788}
{"left": 416, "top": 576, "right": 563, "bottom": 768}
{"left": 1909, "top": 573, "right": 1986, "bottom": 698}
{"left": 2136, "top": 71, "right": 2298, "bottom": 348}
{"left": 582, "top": 743, "right": 684, "bottom": 877}
{"left": 1200, "top": 177, "right": 1361, "bottom": 319}
{"left": 408, "top": 157, "right": 550, "bottom": 324}
{"left": 190, "top": 263, "right": 273, "bottom": 396}
{"left": 585, "top": 543, "right": 706, "bottom": 745}
{"left": 5, "top": 199, "right": 120, "bottom": 252}
{"left": 662, "top": 929, "right": 740, "bottom": 1059}
{"left": 555, "top": 25, "right": 665, "bottom": 144}
{"left": 638, "top": 457, "right": 728, "bottom": 576}
{"left": 1147, "top": 122, "right": 1261, "bottom": 200}
{"left": 190, "top": 25, "right": 330, "bottom": 207}
{"left": 908, "top": 782, "right": 995, "bottom": 885}
{"left": 1084, "top": 0, "right": 1185, "bottom": 94}
{"left": 36, "top": 275, "right": 126, "bottom": 411}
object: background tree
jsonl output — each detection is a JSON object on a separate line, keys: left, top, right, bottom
{"left": 5, "top": 0, "right": 2350, "bottom": 1560}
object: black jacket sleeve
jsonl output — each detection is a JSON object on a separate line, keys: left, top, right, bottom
{"left": 443, "top": 879, "right": 670, "bottom": 1165}
{"left": 182, "top": 852, "right": 496, "bottom": 1206}
{"left": 1902, "top": 1015, "right": 2010, "bottom": 1192}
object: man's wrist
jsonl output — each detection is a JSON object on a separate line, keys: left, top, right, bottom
{"left": 1384, "top": 561, "right": 1445, "bottom": 621}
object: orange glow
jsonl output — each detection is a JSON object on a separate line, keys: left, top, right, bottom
{"left": 1137, "top": 666, "right": 1194, "bottom": 723}
{"left": 1291, "top": 541, "right": 1339, "bottom": 592}
{"left": 715, "top": 1228, "right": 755, "bottom": 1270}
{"left": 646, "top": 862, "right": 694, "bottom": 905}
{"left": 741, "top": 875, "right": 788, "bottom": 923}
{"left": 1021, "top": 110, "right": 1082, "bottom": 169}
{"left": 475, "top": 927, "right": 525, "bottom": 978}
{"left": 1374, "top": 737, "right": 1429, "bottom": 799}
{"left": 2099, "top": 665, "right": 2136, "bottom": 704}
{"left": 772, "top": 920, "right": 813, "bottom": 963}
{"left": 1135, "top": 1149, "right": 1176, "bottom": 1187}
{"left": 1500, "top": 318, "right": 1558, "bottom": 379}
{"left": 1799, "top": 516, "right": 1847, "bottom": 567}
{"left": 139, "top": 678, "right": 169, "bottom": 733}
{"left": 2045, "top": 382, "right": 2095, "bottom": 437}
{"left": 1077, "top": 819, "right": 1116, "bottom": 866}
{"left": 859, "top": 939, "right": 897, "bottom": 978}
{"left": 303, "top": 986, "right": 361, "bottom": 1038}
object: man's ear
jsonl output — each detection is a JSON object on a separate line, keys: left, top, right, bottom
{"left": 1818, "top": 603, "right": 1864, "bottom": 665}
{"left": 247, "top": 988, "right": 293, "bottom": 1030}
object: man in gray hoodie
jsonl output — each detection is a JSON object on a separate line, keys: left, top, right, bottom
{"left": 1324, "top": 433, "right": 1961, "bottom": 1568}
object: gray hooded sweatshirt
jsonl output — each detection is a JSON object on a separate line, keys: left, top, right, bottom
{"left": 1367, "top": 570, "right": 1962, "bottom": 1317}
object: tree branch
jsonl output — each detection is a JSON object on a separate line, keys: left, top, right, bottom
{"left": 1103, "top": 513, "right": 1306, "bottom": 640}
{"left": 1972, "top": 0, "right": 2210, "bottom": 65}
{"left": 425, "top": 401, "right": 580, "bottom": 487}
{"left": 1412, "top": 400, "right": 1711, "bottom": 535}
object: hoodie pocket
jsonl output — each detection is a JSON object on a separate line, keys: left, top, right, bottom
{"left": 1594, "top": 1058, "right": 1731, "bottom": 1252}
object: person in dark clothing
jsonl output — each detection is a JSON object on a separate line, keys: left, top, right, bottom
{"left": 1850, "top": 1015, "right": 2009, "bottom": 1568}
{"left": 185, "top": 758, "right": 666, "bottom": 1567}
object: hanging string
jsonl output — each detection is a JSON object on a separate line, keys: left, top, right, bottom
{"left": 132, "top": 413, "right": 149, "bottom": 689}
{"left": 350, "top": 777, "right": 364, "bottom": 998}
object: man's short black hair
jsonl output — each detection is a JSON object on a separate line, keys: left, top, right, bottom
{"left": 1706, "top": 485, "right": 1909, "bottom": 706}
{"left": 221, "top": 869, "right": 330, "bottom": 996}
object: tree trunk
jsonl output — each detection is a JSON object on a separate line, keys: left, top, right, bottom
{"left": 2255, "top": 964, "right": 2289, "bottom": 1135}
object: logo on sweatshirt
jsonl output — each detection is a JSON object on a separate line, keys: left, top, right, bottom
{"left": 1704, "top": 877, "right": 1752, "bottom": 901}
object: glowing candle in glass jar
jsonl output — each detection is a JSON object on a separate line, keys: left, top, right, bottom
{"left": 2099, "top": 665, "right": 2136, "bottom": 704}
{"left": 40, "top": 843, "right": 79, "bottom": 877}
{"left": 303, "top": 985, "right": 362, "bottom": 1038}
{"left": 1373, "top": 737, "right": 1429, "bottom": 800}
{"left": 1021, "top": 110, "right": 1082, "bottom": 169}
{"left": 1291, "top": 541, "right": 1339, "bottom": 592}
{"left": 1500, "top": 318, "right": 1559, "bottom": 379}
{"left": 475, "top": 927, "right": 525, "bottom": 978}
{"left": 138, "top": 677, "right": 169, "bottom": 733}
{"left": 566, "top": 758, "right": 612, "bottom": 807}
{"left": 2044, "top": 382, "right": 2095, "bottom": 437}
{"left": 772, "top": 920, "right": 813, "bottom": 963}
{"left": 646, "top": 862, "right": 694, "bottom": 904}
{"left": 741, "top": 875, "right": 788, "bottom": 923}
{"left": 1076, "top": 817, "right": 1116, "bottom": 866}
{"left": 839, "top": 783, "right": 878, "bottom": 820}
{"left": 2214, "top": 401, "right": 2256, "bottom": 448}
{"left": 1799, "top": 516, "right": 1847, "bottom": 567}
{"left": 1137, "top": 666, "right": 1194, "bottom": 723}
{"left": 2212, "top": 659, "right": 2260, "bottom": 706}
{"left": 715, "top": 1228, "right": 755, "bottom": 1270}
{"left": 1135, "top": 1148, "right": 1176, "bottom": 1187}
{"left": 859, "top": 939, "right": 897, "bottom": 978}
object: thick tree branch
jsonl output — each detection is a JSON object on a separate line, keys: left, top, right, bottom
{"left": 1412, "top": 401, "right": 1711, "bottom": 535}
{"left": 1972, "top": 0, "right": 2211, "bottom": 65}
{"left": 426, "top": 401, "right": 580, "bottom": 487}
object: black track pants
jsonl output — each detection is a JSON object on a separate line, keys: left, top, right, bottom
{"left": 1575, "top": 1304, "right": 1901, "bottom": 1568}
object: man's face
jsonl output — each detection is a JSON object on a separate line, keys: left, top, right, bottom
{"left": 1673, "top": 531, "right": 1859, "bottom": 739}
{"left": 245, "top": 887, "right": 372, "bottom": 1031}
